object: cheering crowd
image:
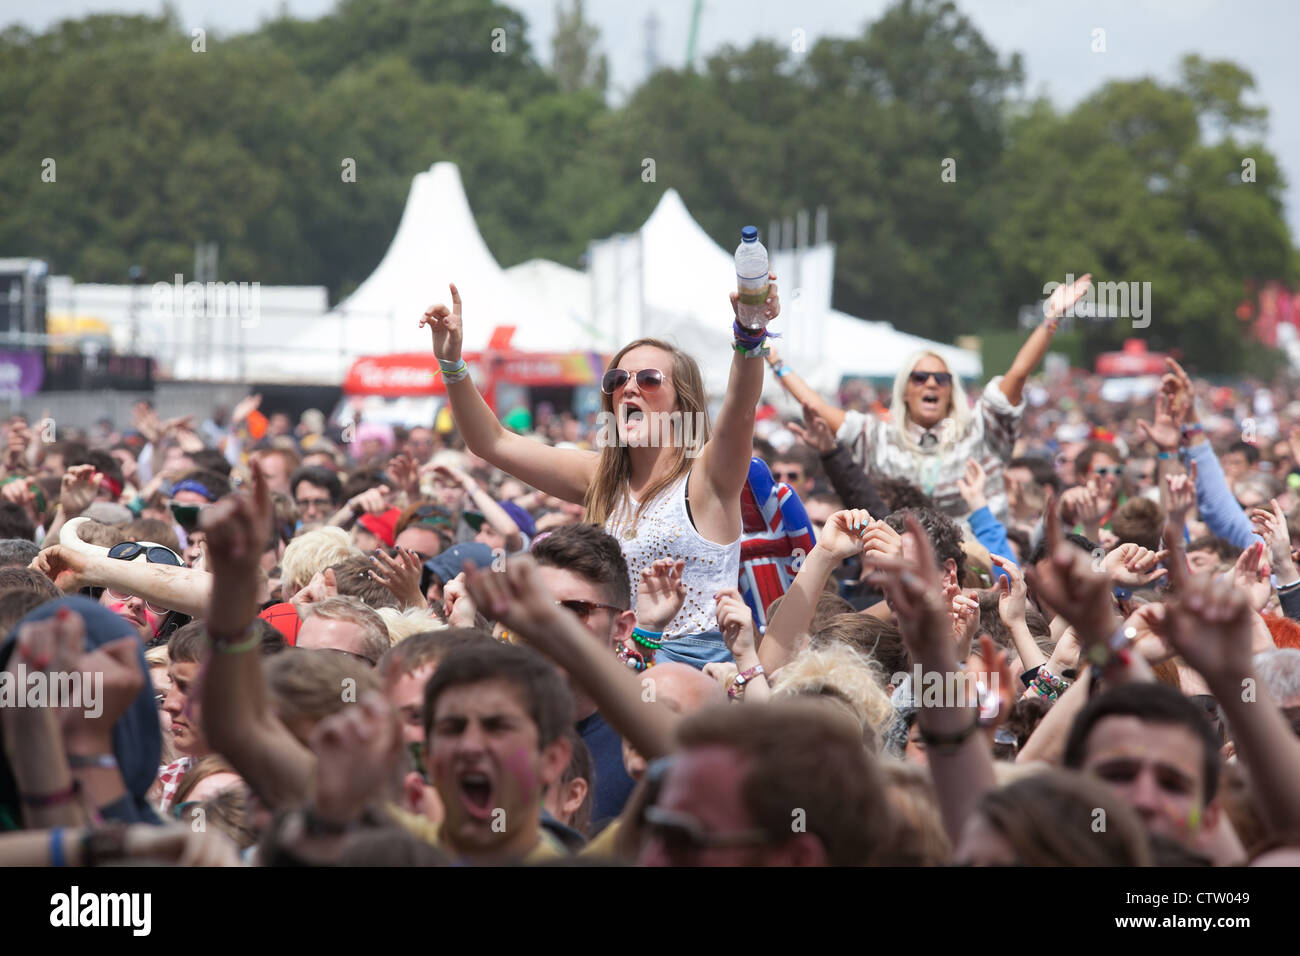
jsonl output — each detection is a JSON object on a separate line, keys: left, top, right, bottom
{"left": 3, "top": 271, "right": 1300, "bottom": 868}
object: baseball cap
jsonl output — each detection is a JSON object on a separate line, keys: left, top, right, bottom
{"left": 358, "top": 508, "right": 400, "bottom": 547}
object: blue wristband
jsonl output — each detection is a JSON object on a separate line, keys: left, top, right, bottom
{"left": 51, "top": 827, "right": 66, "bottom": 867}
{"left": 1156, "top": 451, "right": 1172, "bottom": 460}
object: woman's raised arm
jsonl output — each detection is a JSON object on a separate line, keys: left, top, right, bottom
{"left": 422, "top": 284, "right": 598, "bottom": 504}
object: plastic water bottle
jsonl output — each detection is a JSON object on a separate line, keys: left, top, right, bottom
{"left": 734, "top": 226, "right": 770, "bottom": 330}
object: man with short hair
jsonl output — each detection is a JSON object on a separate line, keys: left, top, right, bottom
{"left": 768, "top": 444, "right": 819, "bottom": 498}
{"left": 157, "top": 623, "right": 218, "bottom": 811}
{"left": 1063, "top": 682, "right": 1222, "bottom": 851}
{"left": 291, "top": 466, "right": 343, "bottom": 527}
{"left": 297, "top": 595, "right": 390, "bottom": 666}
{"left": 531, "top": 524, "right": 639, "bottom": 827}
{"left": 422, "top": 639, "right": 573, "bottom": 863}
{"left": 0, "top": 538, "right": 39, "bottom": 568}
{"left": 639, "top": 700, "right": 895, "bottom": 867}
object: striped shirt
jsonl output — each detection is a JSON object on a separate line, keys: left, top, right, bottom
{"left": 835, "top": 375, "right": 1025, "bottom": 524}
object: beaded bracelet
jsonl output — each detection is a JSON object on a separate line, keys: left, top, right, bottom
{"left": 631, "top": 627, "right": 663, "bottom": 650}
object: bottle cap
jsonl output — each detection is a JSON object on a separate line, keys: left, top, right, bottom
{"left": 741, "top": 225, "right": 758, "bottom": 241}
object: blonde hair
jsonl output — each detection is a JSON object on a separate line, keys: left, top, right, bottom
{"left": 280, "top": 526, "right": 357, "bottom": 594}
{"left": 376, "top": 605, "right": 446, "bottom": 644}
{"left": 301, "top": 595, "right": 392, "bottom": 661}
{"left": 890, "top": 350, "right": 973, "bottom": 454}
{"left": 771, "top": 643, "right": 894, "bottom": 745}
{"left": 583, "top": 338, "right": 711, "bottom": 529}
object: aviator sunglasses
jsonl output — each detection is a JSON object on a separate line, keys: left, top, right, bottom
{"left": 908, "top": 370, "right": 953, "bottom": 387}
{"left": 601, "top": 368, "right": 665, "bottom": 395}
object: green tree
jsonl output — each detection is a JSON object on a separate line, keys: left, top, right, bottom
{"left": 552, "top": 0, "right": 607, "bottom": 95}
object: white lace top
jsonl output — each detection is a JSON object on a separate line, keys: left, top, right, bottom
{"left": 604, "top": 474, "right": 741, "bottom": 639}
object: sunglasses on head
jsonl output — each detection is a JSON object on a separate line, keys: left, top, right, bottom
{"left": 556, "top": 598, "right": 625, "bottom": 620}
{"left": 107, "top": 541, "right": 184, "bottom": 566}
{"left": 908, "top": 370, "right": 953, "bottom": 387}
{"left": 601, "top": 368, "right": 664, "bottom": 395}
{"left": 411, "top": 504, "right": 453, "bottom": 528}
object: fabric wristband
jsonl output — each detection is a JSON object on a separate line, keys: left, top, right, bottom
{"left": 50, "top": 828, "right": 67, "bottom": 868}
{"left": 918, "top": 709, "right": 982, "bottom": 754}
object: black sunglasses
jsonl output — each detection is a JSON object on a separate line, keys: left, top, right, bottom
{"left": 908, "top": 370, "right": 953, "bottom": 387}
{"left": 556, "top": 599, "right": 625, "bottom": 620}
{"left": 601, "top": 368, "right": 665, "bottom": 395}
{"left": 641, "top": 806, "right": 769, "bottom": 856}
{"left": 108, "top": 541, "right": 184, "bottom": 566}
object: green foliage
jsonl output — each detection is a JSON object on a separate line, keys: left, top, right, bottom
{"left": 0, "top": 0, "right": 1294, "bottom": 375}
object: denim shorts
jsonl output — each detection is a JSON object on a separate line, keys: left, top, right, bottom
{"left": 655, "top": 631, "right": 734, "bottom": 669}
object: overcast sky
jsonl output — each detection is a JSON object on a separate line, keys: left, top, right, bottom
{"left": 8, "top": 0, "right": 1299, "bottom": 235}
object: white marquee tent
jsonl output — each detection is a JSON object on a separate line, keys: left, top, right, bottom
{"left": 277, "top": 162, "right": 596, "bottom": 381}
{"left": 588, "top": 189, "right": 981, "bottom": 396}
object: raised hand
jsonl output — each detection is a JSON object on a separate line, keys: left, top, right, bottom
{"left": 441, "top": 572, "right": 479, "bottom": 627}
{"left": 787, "top": 402, "right": 837, "bottom": 455}
{"left": 714, "top": 587, "right": 758, "bottom": 662}
{"left": 1163, "top": 566, "right": 1255, "bottom": 689}
{"left": 637, "top": 558, "right": 685, "bottom": 632}
{"left": 348, "top": 485, "right": 392, "bottom": 517}
{"left": 1044, "top": 273, "right": 1092, "bottom": 321}
{"left": 957, "top": 458, "right": 987, "bottom": 513}
{"left": 858, "top": 517, "right": 904, "bottom": 567}
{"left": 1164, "top": 461, "right": 1199, "bottom": 529}
{"left": 4, "top": 419, "right": 30, "bottom": 469}
{"left": 63, "top": 632, "right": 145, "bottom": 751}
{"left": 1104, "top": 543, "right": 1170, "bottom": 588}
{"left": 231, "top": 393, "right": 262, "bottom": 426}
{"left": 292, "top": 567, "right": 340, "bottom": 609}
{"left": 201, "top": 458, "right": 272, "bottom": 635}
{"left": 1231, "top": 541, "right": 1273, "bottom": 613}
{"left": 310, "top": 692, "right": 404, "bottom": 826}
{"left": 1250, "top": 498, "right": 1298, "bottom": 584}
{"left": 1137, "top": 386, "right": 1182, "bottom": 452}
{"left": 864, "top": 514, "right": 951, "bottom": 663}
{"left": 385, "top": 454, "right": 421, "bottom": 502}
{"left": 950, "top": 589, "right": 981, "bottom": 657}
{"left": 60, "top": 464, "right": 102, "bottom": 517}
{"left": 990, "top": 554, "right": 1027, "bottom": 628}
{"left": 729, "top": 272, "right": 780, "bottom": 327}
{"left": 462, "top": 555, "right": 569, "bottom": 659}
{"left": 28, "top": 545, "right": 93, "bottom": 593}
{"left": 1024, "top": 491, "right": 1118, "bottom": 648}
{"left": 369, "top": 548, "right": 427, "bottom": 611}
{"left": 420, "top": 283, "right": 463, "bottom": 363}
{"left": 1059, "top": 480, "right": 1104, "bottom": 531}
{"left": 815, "top": 509, "right": 873, "bottom": 562}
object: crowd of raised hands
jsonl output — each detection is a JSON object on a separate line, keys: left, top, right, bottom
{"left": 3, "top": 341, "right": 1300, "bottom": 869}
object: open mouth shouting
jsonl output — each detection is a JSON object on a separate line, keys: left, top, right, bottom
{"left": 620, "top": 400, "right": 647, "bottom": 441}
{"left": 456, "top": 767, "right": 497, "bottom": 821}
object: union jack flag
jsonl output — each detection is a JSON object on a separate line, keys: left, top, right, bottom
{"left": 739, "top": 458, "right": 816, "bottom": 631}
